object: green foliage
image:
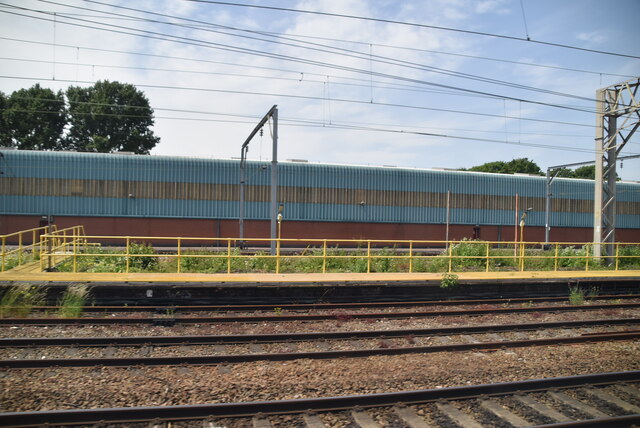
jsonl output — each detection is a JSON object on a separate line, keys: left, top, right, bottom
{"left": 440, "top": 273, "right": 459, "bottom": 289}
{"left": 1, "top": 84, "right": 67, "bottom": 150}
{"left": 573, "top": 165, "right": 595, "bottom": 179}
{"left": 618, "top": 245, "right": 640, "bottom": 269}
{"left": 549, "top": 167, "right": 574, "bottom": 178}
{"left": 449, "top": 239, "right": 486, "bottom": 270}
{"left": 568, "top": 285, "right": 586, "bottom": 305}
{"left": 0, "top": 284, "right": 46, "bottom": 317}
{"left": 466, "top": 158, "right": 543, "bottom": 175}
{"left": 57, "top": 284, "right": 91, "bottom": 318}
{"left": 66, "top": 80, "right": 159, "bottom": 154}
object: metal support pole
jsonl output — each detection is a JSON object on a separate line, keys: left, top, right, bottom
{"left": 544, "top": 169, "right": 551, "bottom": 244}
{"left": 270, "top": 107, "right": 278, "bottom": 256}
{"left": 238, "top": 105, "right": 278, "bottom": 254}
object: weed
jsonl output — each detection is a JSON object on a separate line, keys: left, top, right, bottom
{"left": 440, "top": 273, "right": 459, "bottom": 289}
{"left": 58, "top": 284, "right": 91, "bottom": 318}
{"left": 273, "top": 307, "right": 283, "bottom": 315}
{"left": 568, "top": 285, "right": 586, "bottom": 306}
{"left": 0, "top": 284, "right": 46, "bottom": 317}
{"left": 521, "top": 300, "right": 534, "bottom": 308}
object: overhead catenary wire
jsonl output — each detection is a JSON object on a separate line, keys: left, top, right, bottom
{"left": 184, "top": 0, "right": 640, "bottom": 59}
{"left": 0, "top": 75, "right": 598, "bottom": 129}
{"left": 0, "top": 5, "right": 599, "bottom": 113}
{"left": 54, "top": 0, "right": 597, "bottom": 103}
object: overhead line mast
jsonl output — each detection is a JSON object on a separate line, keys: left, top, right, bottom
{"left": 593, "top": 78, "right": 640, "bottom": 260}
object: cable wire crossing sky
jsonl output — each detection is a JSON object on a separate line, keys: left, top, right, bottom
{"left": 0, "top": 0, "right": 639, "bottom": 180}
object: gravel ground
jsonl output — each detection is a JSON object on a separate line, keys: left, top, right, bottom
{"left": 1, "top": 341, "right": 638, "bottom": 412}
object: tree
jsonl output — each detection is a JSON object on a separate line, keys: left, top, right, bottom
{"left": 466, "top": 158, "right": 543, "bottom": 175}
{"left": 549, "top": 167, "right": 574, "bottom": 178}
{"left": 0, "top": 91, "right": 9, "bottom": 147}
{"left": 573, "top": 165, "right": 595, "bottom": 180}
{"left": 1, "top": 84, "right": 67, "bottom": 150}
{"left": 66, "top": 80, "right": 159, "bottom": 154}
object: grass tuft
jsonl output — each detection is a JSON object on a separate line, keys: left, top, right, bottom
{"left": 0, "top": 284, "right": 46, "bottom": 317}
{"left": 57, "top": 284, "right": 91, "bottom": 318}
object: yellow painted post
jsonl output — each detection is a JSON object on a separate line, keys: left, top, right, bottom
{"left": 485, "top": 242, "right": 490, "bottom": 272}
{"left": 227, "top": 239, "right": 231, "bottom": 274}
{"left": 615, "top": 243, "right": 620, "bottom": 271}
{"left": 554, "top": 243, "right": 559, "bottom": 271}
{"left": 322, "top": 240, "right": 327, "bottom": 273}
{"left": 367, "top": 241, "right": 371, "bottom": 273}
{"left": 276, "top": 237, "right": 281, "bottom": 274}
{"left": 177, "top": 238, "right": 182, "bottom": 273}
{"left": 409, "top": 241, "right": 413, "bottom": 273}
{"left": 585, "top": 244, "right": 590, "bottom": 272}
{"left": 32, "top": 229, "right": 36, "bottom": 257}
{"left": 73, "top": 231, "right": 77, "bottom": 273}
{"left": 126, "top": 237, "right": 130, "bottom": 273}
{"left": 448, "top": 240, "right": 453, "bottom": 273}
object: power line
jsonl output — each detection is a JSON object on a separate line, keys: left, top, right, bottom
{"left": 0, "top": 5, "right": 598, "bottom": 113}
{"left": 0, "top": 75, "right": 597, "bottom": 128}
{"left": 185, "top": 0, "right": 640, "bottom": 59}
{"left": 0, "top": 107, "right": 618, "bottom": 156}
{"left": 69, "top": 0, "right": 596, "bottom": 103}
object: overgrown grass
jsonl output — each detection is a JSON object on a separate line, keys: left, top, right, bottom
{"left": 568, "top": 285, "right": 586, "bottom": 305}
{"left": 57, "top": 284, "right": 91, "bottom": 318}
{"left": 53, "top": 241, "right": 640, "bottom": 274}
{"left": 0, "top": 284, "right": 46, "bottom": 317}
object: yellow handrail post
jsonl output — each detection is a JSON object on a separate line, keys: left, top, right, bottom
{"left": 615, "top": 243, "right": 620, "bottom": 271}
{"left": 276, "top": 238, "right": 281, "bottom": 274}
{"left": 322, "top": 240, "right": 327, "bottom": 274}
{"left": 125, "top": 237, "right": 130, "bottom": 273}
{"left": 554, "top": 243, "right": 559, "bottom": 271}
{"left": 32, "top": 229, "right": 36, "bottom": 257}
{"left": 177, "top": 238, "right": 182, "bottom": 273}
{"left": 409, "top": 241, "right": 413, "bottom": 273}
{"left": 46, "top": 233, "right": 52, "bottom": 271}
{"left": 448, "top": 241, "right": 453, "bottom": 273}
{"left": 485, "top": 242, "right": 490, "bottom": 272}
{"left": 73, "top": 232, "right": 77, "bottom": 273}
{"left": 367, "top": 241, "right": 371, "bottom": 273}
{"left": 585, "top": 244, "right": 590, "bottom": 272}
{"left": 227, "top": 239, "right": 232, "bottom": 274}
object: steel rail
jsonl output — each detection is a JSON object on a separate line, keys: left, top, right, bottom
{"left": 0, "top": 371, "right": 638, "bottom": 426}
{"left": 1, "top": 302, "right": 638, "bottom": 325}
{"left": 2, "top": 318, "right": 638, "bottom": 347}
{"left": 2, "top": 331, "right": 639, "bottom": 369}
{"left": 28, "top": 294, "right": 640, "bottom": 312}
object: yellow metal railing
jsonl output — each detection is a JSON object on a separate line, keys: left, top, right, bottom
{"left": 34, "top": 235, "right": 640, "bottom": 274}
{"left": 0, "top": 225, "right": 58, "bottom": 272}
{"left": 39, "top": 226, "right": 88, "bottom": 272}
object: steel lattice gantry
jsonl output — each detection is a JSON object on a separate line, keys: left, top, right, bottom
{"left": 594, "top": 78, "right": 640, "bottom": 259}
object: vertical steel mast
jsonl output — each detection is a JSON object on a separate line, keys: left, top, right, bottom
{"left": 593, "top": 78, "right": 640, "bottom": 259}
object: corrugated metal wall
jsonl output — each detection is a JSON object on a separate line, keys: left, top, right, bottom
{"left": 1, "top": 150, "right": 638, "bottom": 228}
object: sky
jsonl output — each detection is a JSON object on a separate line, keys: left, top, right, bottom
{"left": 1, "top": 0, "right": 639, "bottom": 180}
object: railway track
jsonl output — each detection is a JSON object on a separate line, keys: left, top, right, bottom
{"left": 2, "top": 302, "right": 639, "bottom": 325}
{"left": 28, "top": 294, "right": 640, "bottom": 313}
{"left": 1, "top": 371, "right": 639, "bottom": 427}
{"left": 2, "top": 318, "right": 638, "bottom": 368}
